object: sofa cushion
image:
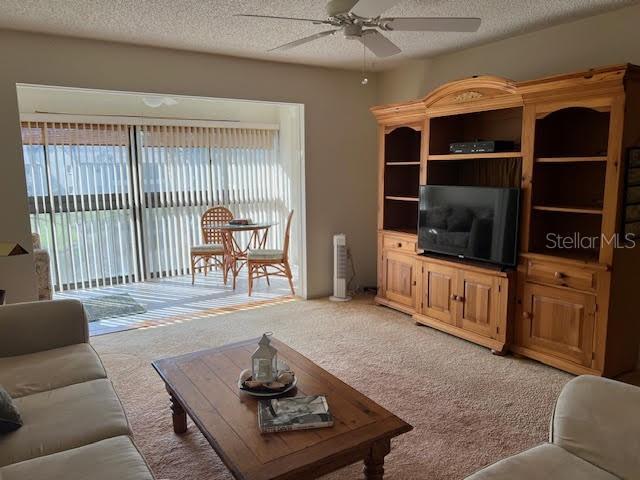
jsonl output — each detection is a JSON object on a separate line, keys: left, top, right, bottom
{"left": 0, "top": 344, "right": 106, "bottom": 398}
{"left": 0, "top": 387, "right": 22, "bottom": 434}
{"left": 552, "top": 375, "right": 640, "bottom": 480}
{"left": 465, "top": 444, "right": 619, "bottom": 480}
{"left": 0, "top": 379, "right": 130, "bottom": 467}
{"left": 0, "top": 436, "right": 154, "bottom": 480}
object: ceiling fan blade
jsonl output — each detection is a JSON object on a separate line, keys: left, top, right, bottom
{"left": 359, "top": 30, "right": 401, "bottom": 58}
{"left": 349, "top": 0, "right": 401, "bottom": 18}
{"left": 235, "top": 14, "right": 330, "bottom": 25}
{"left": 381, "top": 17, "right": 481, "bottom": 32}
{"left": 268, "top": 29, "right": 339, "bottom": 52}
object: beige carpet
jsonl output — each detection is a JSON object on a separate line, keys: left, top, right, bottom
{"left": 92, "top": 295, "right": 572, "bottom": 480}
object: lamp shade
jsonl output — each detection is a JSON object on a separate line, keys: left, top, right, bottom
{"left": 0, "top": 242, "right": 28, "bottom": 257}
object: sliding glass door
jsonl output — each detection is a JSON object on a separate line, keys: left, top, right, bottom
{"left": 22, "top": 122, "right": 138, "bottom": 290}
{"left": 137, "top": 126, "right": 285, "bottom": 280}
{"left": 21, "top": 121, "right": 289, "bottom": 291}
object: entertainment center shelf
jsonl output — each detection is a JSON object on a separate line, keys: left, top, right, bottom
{"left": 531, "top": 205, "right": 603, "bottom": 215}
{"left": 384, "top": 196, "right": 419, "bottom": 202}
{"left": 534, "top": 107, "right": 610, "bottom": 158}
{"left": 372, "top": 65, "right": 640, "bottom": 378}
{"left": 428, "top": 152, "right": 523, "bottom": 160}
{"left": 534, "top": 156, "right": 607, "bottom": 163}
{"left": 428, "top": 107, "right": 522, "bottom": 156}
{"left": 381, "top": 124, "right": 421, "bottom": 235}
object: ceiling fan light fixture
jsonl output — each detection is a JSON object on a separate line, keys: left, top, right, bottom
{"left": 142, "top": 97, "right": 163, "bottom": 108}
{"left": 142, "top": 96, "right": 178, "bottom": 108}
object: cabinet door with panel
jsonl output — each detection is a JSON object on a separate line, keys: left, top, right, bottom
{"left": 456, "top": 270, "right": 502, "bottom": 338}
{"left": 520, "top": 283, "right": 596, "bottom": 367}
{"left": 419, "top": 262, "right": 457, "bottom": 325}
{"left": 381, "top": 250, "right": 416, "bottom": 308}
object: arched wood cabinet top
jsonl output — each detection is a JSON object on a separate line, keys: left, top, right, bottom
{"left": 371, "top": 76, "right": 521, "bottom": 123}
{"left": 421, "top": 75, "right": 521, "bottom": 115}
{"left": 371, "top": 64, "right": 637, "bottom": 124}
{"left": 535, "top": 103, "right": 611, "bottom": 120}
{"left": 385, "top": 124, "right": 421, "bottom": 134}
{"left": 370, "top": 101, "right": 426, "bottom": 126}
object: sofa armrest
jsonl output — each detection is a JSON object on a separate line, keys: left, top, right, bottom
{"left": 0, "top": 299, "right": 89, "bottom": 357}
{"left": 551, "top": 375, "right": 640, "bottom": 479}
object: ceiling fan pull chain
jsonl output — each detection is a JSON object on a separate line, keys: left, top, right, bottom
{"left": 361, "top": 41, "right": 369, "bottom": 85}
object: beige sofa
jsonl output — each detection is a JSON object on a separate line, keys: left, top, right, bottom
{"left": 467, "top": 375, "right": 640, "bottom": 480}
{"left": 0, "top": 299, "right": 154, "bottom": 479}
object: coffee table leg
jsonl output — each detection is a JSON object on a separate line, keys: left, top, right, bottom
{"left": 363, "top": 438, "right": 391, "bottom": 480}
{"left": 167, "top": 387, "right": 187, "bottom": 434}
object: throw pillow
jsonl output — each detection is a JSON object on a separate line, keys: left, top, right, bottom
{"left": 0, "top": 386, "right": 22, "bottom": 434}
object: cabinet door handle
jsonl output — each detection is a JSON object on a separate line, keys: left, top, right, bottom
{"left": 397, "top": 242, "right": 403, "bottom": 248}
{"left": 522, "top": 311, "right": 532, "bottom": 319}
{"left": 554, "top": 271, "right": 565, "bottom": 280}
{"left": 450, "top": 294, "right": 458, "bottom": 301}
{"left": 412, "top": 280, "right": 417, "bottom": 286}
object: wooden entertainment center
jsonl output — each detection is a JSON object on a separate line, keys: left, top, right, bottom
{"left": 372, "top": 64, "right": 640, "bottom": 377}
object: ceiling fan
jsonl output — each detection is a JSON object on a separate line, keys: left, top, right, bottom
{"left": 236, "top": 0, "right": 481, "bottom": 58}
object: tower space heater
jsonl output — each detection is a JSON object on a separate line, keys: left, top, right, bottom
{"left": 330, "top": 233, "right": 352, "bottom": 302}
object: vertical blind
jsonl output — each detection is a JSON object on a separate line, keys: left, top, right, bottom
{"left": 21, "top": 121, "right": 289, "bottom": 291}
{"left": 22, "top": 122, "right": 136, "bottom": 290}
{"left": 137, "top": 125, "right": 286, "bottom": 279}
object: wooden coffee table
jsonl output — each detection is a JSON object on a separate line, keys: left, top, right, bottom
{"left": 152, "top": 338, "right": 412, "bottom": 480}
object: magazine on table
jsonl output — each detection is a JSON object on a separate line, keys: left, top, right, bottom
{"left": 258, "top": 395, "right": 333, "bottom": 433}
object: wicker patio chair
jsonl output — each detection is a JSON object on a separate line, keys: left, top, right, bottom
{"left": 247, "top": 210, "right": 295, "bottom": 296}
{"left": 190, "top": 206, "right": 233, "bottom": 285}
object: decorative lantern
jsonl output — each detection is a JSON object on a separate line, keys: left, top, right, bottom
{"left": 252, "top": 333, "right": 278, "bottom": 383}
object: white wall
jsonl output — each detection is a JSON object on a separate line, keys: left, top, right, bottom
{"left": 0, "top": 29, "right": 379, "bottom": 302}
{"left": 377, "top": 3, "right": 640, "bottom": 104}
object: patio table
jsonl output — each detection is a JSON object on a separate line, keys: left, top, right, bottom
{"left": 204, "top": 223, "right": 272, "bottom": 289}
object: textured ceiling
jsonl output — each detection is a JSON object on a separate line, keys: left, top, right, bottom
{"left": 0, "top": 0, "right": 636, "bottom": 70}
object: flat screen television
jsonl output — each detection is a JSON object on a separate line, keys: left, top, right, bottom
{"left": 418, "top": 185, "right": 520, "bottom": 267}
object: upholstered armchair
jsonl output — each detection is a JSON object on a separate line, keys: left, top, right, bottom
{"left": 466, "top": 375, "right": 640, "bottom": 479}
{"left": 32, "top": 233, "right": 53, "bottom": 301}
